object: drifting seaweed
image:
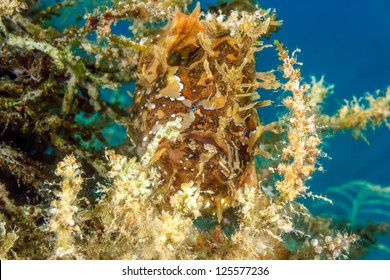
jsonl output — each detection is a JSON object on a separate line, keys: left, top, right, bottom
{"left": 0, "top": 0, "right": 389, "bottom": 260}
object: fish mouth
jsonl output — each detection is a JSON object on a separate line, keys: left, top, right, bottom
{"left": 183, "top": 130, "right": 243, "bottom": 179}
{"left": 184, "top": 130, "right": 229, "bottom": 155}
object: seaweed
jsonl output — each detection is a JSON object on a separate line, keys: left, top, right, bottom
{"left": 0, "top": 0, "right": 389, "bottom": 260}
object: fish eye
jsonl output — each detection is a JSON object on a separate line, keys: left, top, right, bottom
{"left": 191, "top": 101, "right": 198, "bottom": 112}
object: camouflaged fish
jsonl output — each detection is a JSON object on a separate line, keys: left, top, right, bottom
{"left": 130, "top": 5, "right": 279, "bottom": 221}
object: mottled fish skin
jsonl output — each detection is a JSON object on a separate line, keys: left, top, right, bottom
{"left": 130, "top": 6, "right": 261, "bottom": 204}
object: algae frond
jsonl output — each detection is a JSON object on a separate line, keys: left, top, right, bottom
{"left": 0, "top": 0, "right": 389, "bottom": 260}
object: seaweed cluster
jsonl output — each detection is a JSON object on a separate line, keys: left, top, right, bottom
{"left": 0, "top": 0, "right": 389, "bottom": 259}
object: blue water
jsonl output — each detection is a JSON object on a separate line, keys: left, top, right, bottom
{"left": 255, "top": 0, "right": 390, "bottom": 259}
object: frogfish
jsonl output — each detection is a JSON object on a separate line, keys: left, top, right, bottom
{"left": 130, "top": 5, "right": 278, "bottom": 222}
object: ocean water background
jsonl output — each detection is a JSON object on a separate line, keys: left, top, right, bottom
{"left": 250, "top": 0, "right": 390, "bottom": 259}
{"left": 39, "top": 0, "right": 390, "bottom": 259}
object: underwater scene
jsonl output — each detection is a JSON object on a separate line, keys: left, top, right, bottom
{"left": 0, "top": 0, "right": 389, "bottom": 260}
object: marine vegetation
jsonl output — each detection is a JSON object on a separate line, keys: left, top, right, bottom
{"left": 0, "top": 0, "right": 389, "bottom": 259}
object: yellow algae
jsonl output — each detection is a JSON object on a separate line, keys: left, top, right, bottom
{"left": 2, "top": 0, "right": 389, "bottom": 262}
